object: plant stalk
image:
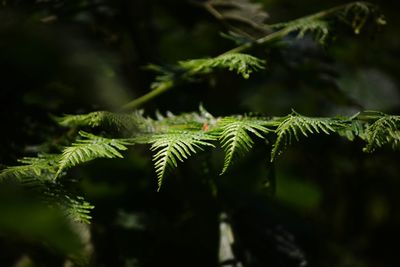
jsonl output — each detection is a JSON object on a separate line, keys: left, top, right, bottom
{"left": 120, "top": 1, "right": 368, "bottom": 110}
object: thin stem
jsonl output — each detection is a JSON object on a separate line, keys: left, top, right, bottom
{"left": 221, "top": 27, "right": 292, "bottom": 54}
{"left": 121, "top": 81, "right": 173, "bottom": 111}
{"left": 356, "top": 114, "right": 386, "bottom": 121}
{"left": 223, "top": 2, "right": 354, "bottom": 54}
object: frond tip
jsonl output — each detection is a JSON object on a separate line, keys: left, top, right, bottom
{"left": 149, "top": 131, "right": 216, "bottom": 191}
{"left": 44, "top": 183, "right": 95, "bottom": 224}
{"left": 363, "top": 115, "right": 400, "bottom": 153}
{"left": 65, "top": 195, "right": 95, "bottom": 224}
{"left": 179, "top": 53, "right": 265, "bottom": 79}
{"left": 56, "top": 111, "right": 143, "bottom": 132}
{"left": 269, "top": 2, "right": 385, "bottom": 44}
{"left": 56, "top": 131, "right": 134, "bottom": 177}
{"left": 271, "top": 111, "right": 346, "bottom": 161}
{"left": 272, "top": 17, "right": 330, "bottom": 44}
{"left": 56, "top": 111, "right": 107, "bottom": 128}
{"left": 342, "top": 2, "right": 386, "bottom": 34}
{"left": 217, "top": 117, "right": 272, "bottom": 174}
{"left": 0, "top": 154, "right": 59, "bottom": 182}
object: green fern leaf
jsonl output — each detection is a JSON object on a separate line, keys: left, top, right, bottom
{"left": 57, "top": 106, "right": 218, "bottom": 137}
{"left": 56, "top": 131, "right": 134, "bottom": 177}
{"left": 217, "top": 117, "right": 272, "bottom": 174}
{"left": 1, "top": 161, "right": 95, "bottom": 223}
{"left": 363, "top": 115, "right": 400, "bottom": 152}
{"left": 272, "top": 17, "right": 330, "bottom": 44}
{"left": 56, "top": 111, "right": 105, "bottom": 127}
{"left": 270, "top": 2, "right": 384, "bottom": 44}
{"left": 342, "top": 2, "right": 386, "bottom": 34}
{"left": 43, "top": 183, "right": 94, "bottom": 224}
{"left": 56, "top": 111, "right": 146, "bottom": 133}
{"left": 179, "top": 53, "right": 265, "bottom": 79}
{"left": 0, "top": 154, "right": 59, "bottom": 182}
{"left": 271, "top": 111, "right": 346, "bottom": 161}
{"left": 64, "top": 195, "right": 95, "bottom": 223}
{"left": 149, "top": 131, "right": 216, "bottom": 190}
{"left": 152, "top": 105, "right": 218, "bottom": 132}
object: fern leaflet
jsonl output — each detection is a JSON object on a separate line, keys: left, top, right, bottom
{"left": 148, "top": 131, "right": 216, "bottom": 190}
{"left": 0, "top": 154, "right": 59, "bottom": 182}
{"left": 42, "top": 182, "right": 94, "bottom": 224}
{"left": 363, "top": 115, "right": 400, "bottom": 152}
{"left": 56, "top": 111, "right": 107, "bottom": 128}
{"left": 342, "top": 2, "right": 386, "bottom": 34}
{"left": 64, "top": 195, "right": 94, "bottom": 223}
{"left": 270, "top": 2, "right": 384, "bottom": 44}
{"left": 271, "top": 111, "right": 346, "bottom": 161}
{"left": 272, "top": 17, "right": 330, "bottom": 44}
{"left": 217, "top": 117, "right": 272, "bottom": 174}
{"left": 56, "top": 111, "right": 149, "bottom": 133}
{"left": 56, "top": 131, "right": 134, "bottom": 177}
{"left": 179, "top": 53, "right": 265, "bottom": 79}
{"left": 57, "top": 106, "right": 218, "bottom": 136}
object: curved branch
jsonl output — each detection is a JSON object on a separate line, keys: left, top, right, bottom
{"left": 121, "top": 81, "right": 173, "bottom": 111}
{"left": 120, "top": 1, "right": 375, "bottom": 110}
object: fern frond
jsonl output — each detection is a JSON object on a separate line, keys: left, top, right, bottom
{"left": 43, "top": 183, "right": 94, "bottom": 224}
{"left": 148, "top": 131, "right": 216, "bottom": 190}
{"left": 64, "top": 195, "right": 95, "bottom": 223}
{"left": 342, "top": 2, "right": 386, "bottom": 34}
{"left": 56, "top": 111, "right": 146, "bottom": 132}
{"left": 56, "top": 111, "right": 104, "bottom": 127}
{"left": 56, "top": 131, "right": 134, "bottom": 177}
{"left": 153, "top": 105, "right": 218, "bottom": 132}
{"left": 0, "top": 154, "right": 59, "bottom": 182}
{"left": 57, "top": 106, "right": 218, "bottom": 138}
{"left": 1, "top": 160, "right": 95, "bottom": 223}
{"left": 217, "top": 117, "right": 272, "bottom": 174}
{"left": 363, "top": 115, "right": 400, "bottom": 152}
{"left": 270, "top": 2, "right": 384, "bottom": 44}
{"left": 179, "top": 53, "right": 265, "bottom": 79}
{"left": 271, "top": 111, "right": 346, "bottom": 161}
{"left": 272, "top": 17, "right": 330, "bottom": 44}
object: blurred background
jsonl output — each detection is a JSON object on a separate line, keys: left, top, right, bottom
{"left": 1, "top": 0, "right": 400, "bottom": 266}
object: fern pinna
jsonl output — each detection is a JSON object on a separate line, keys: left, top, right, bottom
{"left": 56, "top": 131, "right": 134, "bottom": 177}
{"left": 148, "top": 131, "right": 216, "bottom": 190}
{"left": 0, "top": 1, "right": 393, "bottom": 225}
{"left": 217, "top": 117, "right": 273, "bottom": 174}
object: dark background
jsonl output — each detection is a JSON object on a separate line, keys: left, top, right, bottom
{"left": 1, "top": 0, "right": 400, "bottom": 266}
